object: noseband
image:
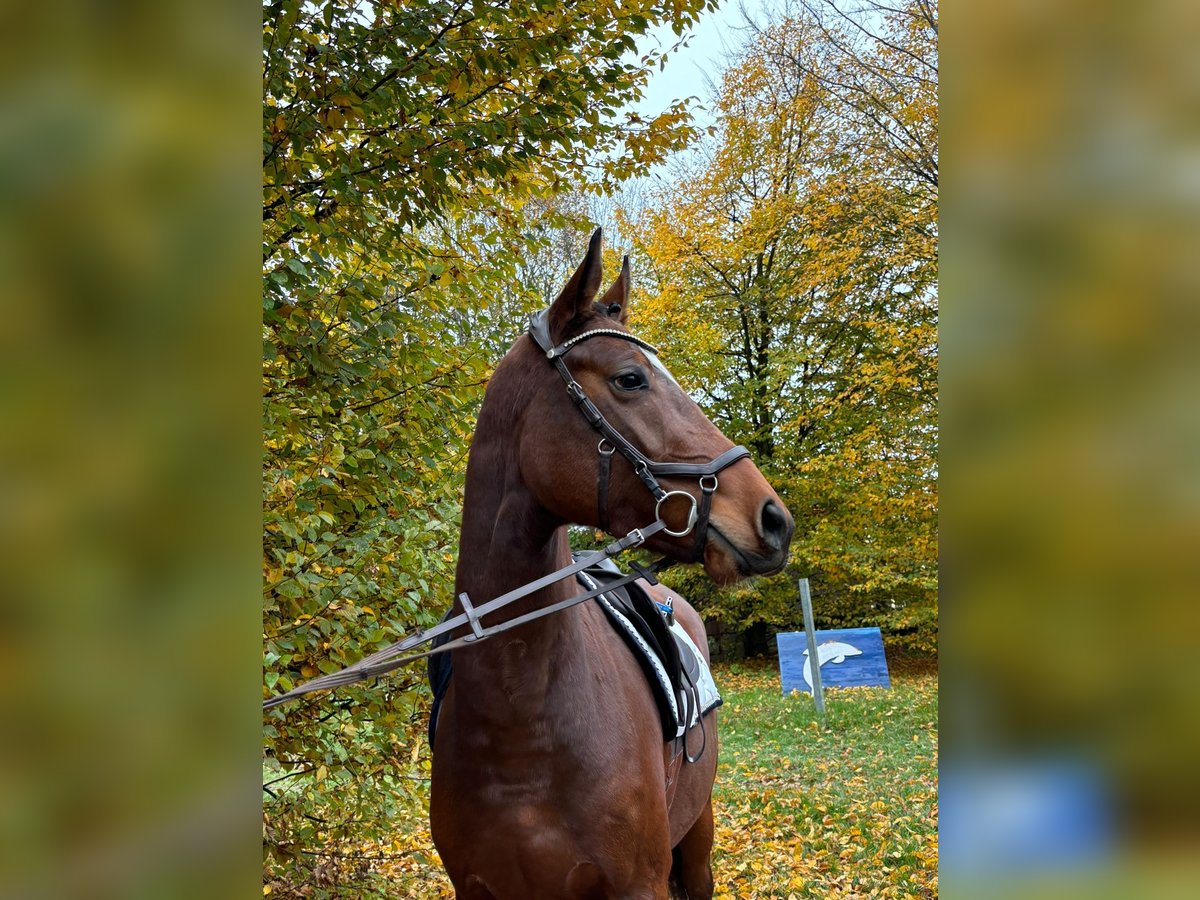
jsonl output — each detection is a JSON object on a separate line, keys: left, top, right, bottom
{"left": 527, "top": 310, "right": 750, "bottom": 557}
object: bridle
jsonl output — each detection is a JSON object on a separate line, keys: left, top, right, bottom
{"left": 526, "top": 308, "right": 750, "bottom": 559}
{"left": 262, "top": 310, "right": 749, "bottom": 712}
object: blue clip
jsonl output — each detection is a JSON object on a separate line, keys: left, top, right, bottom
{"left": 655, "top": 598, "right": 674, "bottom": 626}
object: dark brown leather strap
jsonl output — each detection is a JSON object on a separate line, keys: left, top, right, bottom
{"left": 264, "top": 552, "right": 677, "bottom": 710}
{"left": 693, "top": 476, "right": 717, "bottom": 560}
{"left": 597, "top": 440, "right": 613, "bottom": 533}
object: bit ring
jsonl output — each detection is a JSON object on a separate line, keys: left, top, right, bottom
{"left": 656, "top": 490, "right": 699, "bottom": 537}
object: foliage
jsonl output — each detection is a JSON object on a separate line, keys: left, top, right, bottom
{"left": 270, "top": 662, "right": 938, "bottom": 897}
{"left": 778, "top": 0, "right": 937, "bottom": 192}
{"left": 622, "top": 2, "right": 938, "bottom": 654}
{"left": 263, "top": 0, "right": 718, "bottom": 885}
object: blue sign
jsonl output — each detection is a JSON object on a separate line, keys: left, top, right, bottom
{"left": 776, "top": 627, "right": 891, "bottom": 695}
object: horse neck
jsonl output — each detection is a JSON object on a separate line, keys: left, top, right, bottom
{"left": 449, "top": 399, "right": 580, "bottom": 692}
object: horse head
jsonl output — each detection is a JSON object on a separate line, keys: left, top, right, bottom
{"left": 499, "top": 229, "right": 793, "bottom": 585}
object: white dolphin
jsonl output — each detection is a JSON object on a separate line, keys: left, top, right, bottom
{"left": 803, "top": 640, "right": 863, "bottom": 689}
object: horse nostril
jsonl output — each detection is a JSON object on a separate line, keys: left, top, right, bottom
{"left": 759, "top": 500, "right": 792, "bottom": 552}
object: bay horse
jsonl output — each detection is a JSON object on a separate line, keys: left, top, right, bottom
{"left": 430, "top": 230, "right": 793, "bottom": 899}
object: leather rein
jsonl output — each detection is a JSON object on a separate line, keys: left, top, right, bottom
{"left": 262, "top": 313, "right": 747, "bottom": 712}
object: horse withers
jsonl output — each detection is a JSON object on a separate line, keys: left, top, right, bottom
{"left": 430, "top": 230, "right": 793, "bottom": 899}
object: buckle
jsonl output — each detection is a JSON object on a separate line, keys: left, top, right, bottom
{"left": 458, "top": 592, "right": 486, "bottom": 640}
{"left": 605, "top": 528, "right": 645, "bottom": 556}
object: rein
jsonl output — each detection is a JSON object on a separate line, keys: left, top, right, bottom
{"left": 263, "top": 522, "right": 674, "bottom": 710}
{"left": 263, "top": 311, "right": 747, "bottom": 713}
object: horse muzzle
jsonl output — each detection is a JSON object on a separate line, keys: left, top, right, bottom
{"left": 703, "top": 501, "right": 794, "bottom": 585}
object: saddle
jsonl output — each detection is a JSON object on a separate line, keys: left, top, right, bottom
{"left": 427, "top": 558, "right": 720, "bottom": 752}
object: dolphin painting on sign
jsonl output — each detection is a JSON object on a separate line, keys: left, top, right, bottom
{"left": 777, "top": 627, "right": 891, "bottom": 695}
{"left": 803, "top": 641, "right": 863, "bottom": 690}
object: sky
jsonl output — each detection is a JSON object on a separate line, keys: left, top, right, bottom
{"left": 632, "top": 1, "right": 770, "bottom": 128}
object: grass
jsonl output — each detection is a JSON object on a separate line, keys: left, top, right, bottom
{"left": 286, "top": 658, "right": 938, "bottom": 898}
{"left": 711, "top": 658, "right": 938, "bottom": 898}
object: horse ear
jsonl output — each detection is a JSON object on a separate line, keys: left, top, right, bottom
{"left": 548, "top": 228, "right": 603, "bottom": 340}
{"left": 599, "top": 255, "right": 631, "bottom": 323}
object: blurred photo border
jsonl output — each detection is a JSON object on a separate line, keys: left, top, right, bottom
{"left": 1, "top": 1, "right": 1197, "bottom": 896}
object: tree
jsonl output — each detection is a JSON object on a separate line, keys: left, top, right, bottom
{"left": 623, "top": 4, "right": 937, "bottom": 654}
{"left": 771, "top": 0, "right": 938, "bottom": 191}
{"left": 262, "top": 0, "right": 718, "bottom": 889}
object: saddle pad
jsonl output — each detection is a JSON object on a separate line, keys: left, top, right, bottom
{"left": 575, "top": 562, "right": 722, "bottom": 740}
{"left": 670, "top": 620, "right": 722, "bottom": 720}
{"left": 426, "top": 561, "right": 722, "bottom": 745}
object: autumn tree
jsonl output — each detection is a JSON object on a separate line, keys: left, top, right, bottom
{"left": 623, "top": 3, "right": 937, "bottom": 654}
{"left": 440, "top": 191, "right": 605, "bottom": 361}
{"left": 770, "top": 0, "right": 938, "bottom": 191}
{"left": 262, "top": 0, "right": 717, "bottom": 888}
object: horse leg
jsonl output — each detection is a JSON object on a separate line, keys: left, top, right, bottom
{"left": 671, "top": 800, "right": 714, "bottom": 900}
{"left": 459, "top": 874, "right": 498, "bottom": 900}
{"left": 564, "top": 861, "right": 607, "bottom": 899}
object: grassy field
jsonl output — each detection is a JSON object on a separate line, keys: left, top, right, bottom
{"left": 710, "top": 659, "right": 938, "bottom": 899}
{"left": 320, "top": 659, "right": 938, "bottom": 898}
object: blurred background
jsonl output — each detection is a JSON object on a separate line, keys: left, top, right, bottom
{"left": 943, "top": 0, "right": 1200, "bottom": 895}
{"left": 0, "top": 0, "right": 1196, "bottom": 896}
{"left": 0, "top": 2, "right": 259, "bottom": 897}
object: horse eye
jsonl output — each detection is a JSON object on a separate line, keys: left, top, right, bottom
{"left": 611, "top": 370, "right": 648, "bottom": 392}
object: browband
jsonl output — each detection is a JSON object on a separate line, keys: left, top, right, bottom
{"left": 526, "top": 309, "right": 658, "bottom": 359}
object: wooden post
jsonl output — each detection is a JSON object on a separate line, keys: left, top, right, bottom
{"left": 799, "top": 577, "right": 826, "bottom": 719}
